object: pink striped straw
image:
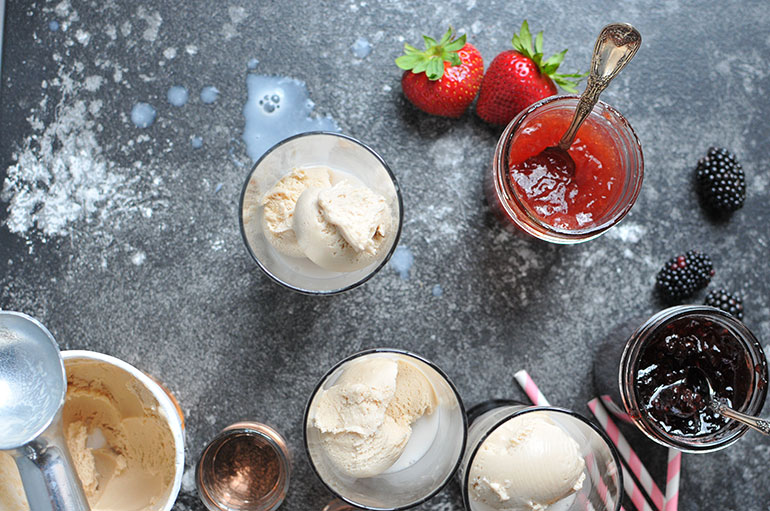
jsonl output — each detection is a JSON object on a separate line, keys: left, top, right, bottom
{"left": 514, "top": 370, "right": 624, "bottom": 511}
{"left": 600, "top": 394, "right": 634, "bottom": 423}
{"left": 588, "top": 399, "right": 665, "bottom": 511}
{"left": 586, "top": 453, "right": 626, "bottom": 511}
{"left": 621, "top": 462, "right": 654, "bottom": 511}
{"left": 663, "top": 450, "right": 681, "bottom": 511}
{"left": 514, "top": 370, "right": 550, "bottom": 406}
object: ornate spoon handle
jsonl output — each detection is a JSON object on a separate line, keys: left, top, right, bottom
{"left": 558, "top": 23, "right": 642, "bottom": 151}
{"left": 712, "top": 400, "right": 770, "bottom": 436}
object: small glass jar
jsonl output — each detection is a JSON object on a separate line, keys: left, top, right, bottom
{"left": 617, "top": 306, "right": 768, "bottom": 452}
{"left": 486, "top": 95, "right": 644, "bottom": 243}
{"left": 196, "top": 422, "right": 291, "bottom": 511}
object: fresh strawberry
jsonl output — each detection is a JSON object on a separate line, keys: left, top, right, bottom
{"left": 396, "top": 28, "right": 483, "bottom": 118}
{"left": 476, "top": 20, "right": 585, "bottom": 126}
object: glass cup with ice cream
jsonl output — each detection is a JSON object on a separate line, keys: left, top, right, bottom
{"left": 240, "top": 132, "right": 403, "bottom": 294}
{"left": 303, "top": 349, "right": 467, "bottom": 510}
{"left": 459, "top": 403, "right": 623, "bottom": 511}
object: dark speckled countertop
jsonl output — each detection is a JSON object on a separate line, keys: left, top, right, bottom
{"left": 2, "top": 1, "right": 770, "bottom": 510}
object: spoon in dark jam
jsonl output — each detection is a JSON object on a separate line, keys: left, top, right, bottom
{"left": 688, "top": 367, "right": 770, "bottom": 436}
{"left": 525, "top": 23, "right": 641, "bottom": 176}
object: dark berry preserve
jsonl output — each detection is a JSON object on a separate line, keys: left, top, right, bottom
{"left": 635, "top": 315, "right": 754, "bottom": 437}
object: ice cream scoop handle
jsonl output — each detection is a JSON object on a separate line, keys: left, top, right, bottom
{"left": 712, "top": 400, "right": 770, "bottom": 436}
{"left": 13, "top": 416, "right": 91, "bottom": 511}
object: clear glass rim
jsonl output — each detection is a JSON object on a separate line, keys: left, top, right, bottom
{"left": 461, "top": 405, "right": 623, "bottom": 511}
{"left": 195, "top": 423, "right": 291, "bottom": 511}
{"left": 238, "top": 131, "right": 404, "bottom": 295}
{"left": 302, "top": 348, "right": 469, "bottom": 511}
{"left": 493, "top": 95, "right": 644, "bottom": 243}
{"left": 619, "top": 305, "right": 769, "bottom": 453}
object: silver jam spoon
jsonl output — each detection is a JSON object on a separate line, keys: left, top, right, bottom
{"left": 689, "top": 367, "right": 770, "bottom": 435}
{"left": 529, "top": 23, "right": 642, "bottom": 176}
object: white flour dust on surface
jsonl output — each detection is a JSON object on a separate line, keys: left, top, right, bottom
{"left": 1, "top": 1, "right": 171, "bottom": 243}
{"left": 605, "top": 222, "right": 646, "bottom": 243}
{"left": 1, "top": 96, "right": 129, "bottom": 238}
{"left": 1, "top": 70, "right": 161, "bottom": 242}
{"left": 390, "top": 246, "right": 414, "bottom": 280}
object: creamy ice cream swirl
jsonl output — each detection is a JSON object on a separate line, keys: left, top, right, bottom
{"left": 261, "top": 166, "right": 392, "bottom": 271}
{"left": 469, "top": 412, "right": 586, "bottom": 511}
{"left": 311, "top": 358, "right": 437, "bottom": 478}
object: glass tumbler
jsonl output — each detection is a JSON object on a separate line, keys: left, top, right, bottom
{"left": 304, "top": 349, "right": 467, "bottom": 510}
{"left": 487, "top": 95, "right": 643, "bottom": 243}
{"left": 239, "top": 131, "right": 403, "bottom": 294}
{"left": 459, "top": 404, "right": 623, "bottom": 511}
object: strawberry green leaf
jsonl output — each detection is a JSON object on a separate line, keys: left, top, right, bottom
{"left": 553, "top": 76, "right": 580, "bottom": 93}
{"left": 396, "top": 54, "right": 428, "bottom": 71}
{"left": 444, "top": 34, "right": 466, "bottom": 52}
{"left": 413, "top": 59, "right": 429, "bottom": 74}
{"left": 396, "top": 27, "right": 469, "bottom": 81}
{"left": 541, "top": 62, "right": 559, "bottom": 75}
{"left": 507, "top": 21, "right": 586, "bottom": 93}
{"left": 426, "top": 57, "right": 445, "bottom": 80}
{"left": 520, "top": 20, "right": 533, "bottom": 55}
{"left": 446, "top": 53, "right": 462, "bottom": 66}
{"left": 395, "top": 54, "right": 425, "bottom": 70}
{"left": 543, "top": 49, "right": 567, "bottom": 68}
{"left": 437, "top": 28, "right": 453, "bottom": 46}
{"left": 403, "top": 43, "right": 420, "bottom": 55}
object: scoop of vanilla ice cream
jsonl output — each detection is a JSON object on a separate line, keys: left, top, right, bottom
{"left": 293, "top": 181, "right": 391, "bottom": 272}
{"left": 469, "top": 412, "right": 586, "bottom": 511}
{"left": 63, "top": 360, "right": 176, "bottom": 511}
{"left": 261, "top": 166, "right": 332, "bottom": 257}
{"left": 317, "top": 182, "right": 390, "bottom": 254}
{"left": 314, "top": 358, "right": 399, "bottom": 435}
{"left": 312, "top": 357, "right": 438, "bottom": 478}
{"left": 0, "top": 452, "right": 28, "bottom": 511}
{"left": 388, "top": 360, "right": 437, "bottom": 425}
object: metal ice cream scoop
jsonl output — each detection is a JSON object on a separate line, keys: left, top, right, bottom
{"left": 0, "top": 311, "right": 90, "bottom": 511}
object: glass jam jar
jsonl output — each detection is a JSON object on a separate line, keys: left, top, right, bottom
{"left": 597, "top": 306, "right": 768, "bottom": 453}
{"left": 487, "top": 95, "right": 644, "bottom": 243}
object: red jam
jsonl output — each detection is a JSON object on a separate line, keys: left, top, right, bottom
{"left": 507, "top": 108, "right": 624, "bottom": 230}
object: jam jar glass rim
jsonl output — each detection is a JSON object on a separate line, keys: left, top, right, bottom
{"left": 619, "top": 305, "right": 769, "bottom": 453}
{"left": 492, "top": 94, "right": 644, "bottom": 243}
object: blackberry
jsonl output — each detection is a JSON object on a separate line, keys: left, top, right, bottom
{"left": 704, "top": 289, "right": 744, "bottom": 320}
{"left": 695, "top": 147, "right": 746, "bottom": 214}
{"left": 655, "top": 250, "right": 715, "bottom": 302}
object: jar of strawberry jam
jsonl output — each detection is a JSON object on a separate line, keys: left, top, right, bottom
{"left": 487, "top": 95, "right": 644, "bottom": 243}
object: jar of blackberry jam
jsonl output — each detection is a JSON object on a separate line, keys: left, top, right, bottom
{"left": 614, "top": 306, "right": 767, "bottom": 452}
